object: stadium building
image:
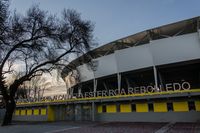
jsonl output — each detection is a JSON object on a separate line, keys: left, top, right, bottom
{"left": 6, "top": 17, "right": 200, "bottom": 122}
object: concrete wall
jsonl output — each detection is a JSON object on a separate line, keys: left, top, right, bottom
{"left": 96, "top": 112, "right": 200, "bottom": 122}
{"left": 13, "top": 115, "right": 47, "bottom": 122}
{"left": 13, "top": 96, "right": 200, "bottom": 123}
{"left": 94, "top": 54, "right": 118, "bottom": 78}
{"left": 150, "top": 33, "right": 200, "bottom": 65}
{"left": 115, "top": 44, "right": 154, "bottom": 73}
{"left": 13, "top": 104, "right": 200, "bottom": 123}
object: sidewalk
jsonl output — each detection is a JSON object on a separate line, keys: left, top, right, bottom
{"left": 0, "top": 121, "right": 199, "bottom": 133}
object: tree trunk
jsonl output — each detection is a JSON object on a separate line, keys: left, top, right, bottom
{"left": 0, "top": 76, "right": 17, "bottom": 126}
{"left": 1, "top": 98, "right": 16, "bottom": 126}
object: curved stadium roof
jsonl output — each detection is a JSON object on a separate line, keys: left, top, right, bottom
{"left": 61, "top": 16, "right": 200, "bottom": 78}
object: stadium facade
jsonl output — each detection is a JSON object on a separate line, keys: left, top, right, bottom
{"left": 9, "top": 17, "right": 200, "bottom": 122}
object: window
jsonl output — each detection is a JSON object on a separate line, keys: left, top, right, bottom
{"left": 188, "top": 101, "right": 196, "bottom": 111}
{"left": 41, "top": 108, "right": 47, "bottom": 115}
{"left": 120, "top": 104, "right": 131, "bottom": 112}
{"left": 148, "top": 103, "right": 154, "bottom": 112}
{"left": 27, "top": 109, "right": 32, "bottom": 115}
{"left": 97, "top": 105, "right": 103, "bottom": 113}
{"left": 131, "top": 104, "right": 136, "bottom": 112}
{"left": 106, "top": 105, "right": 117, "bottom": 113}
{"left": 167, "top": 102, "right": 173, "bottom": 111}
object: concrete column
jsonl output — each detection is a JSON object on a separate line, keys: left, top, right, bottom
{"left": 93, "top": 79, "right": 97, "bottom": 97}
{"left": 153, "top": 66, "right": 158, "bottom": 91}
{"left": 117, "top": 73, "right": 121, "bottom": 93}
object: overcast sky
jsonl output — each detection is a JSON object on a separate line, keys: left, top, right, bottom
{"left": 10, "top": 0, "right": 200, "bottom": 47}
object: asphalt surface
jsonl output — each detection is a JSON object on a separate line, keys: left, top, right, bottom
{"left": 0, "top": 121, "right": 199, "bottom": 133}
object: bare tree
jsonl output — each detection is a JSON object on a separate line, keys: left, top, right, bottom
{"left": 0, "top": 0, "right": 95, "bottom": 126}
{"left": 16, "top": 75, "right": 50, "bottom": 99}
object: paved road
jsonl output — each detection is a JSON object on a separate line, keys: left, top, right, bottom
{"left": 0, "top": 121, "right": 95, "bottom": 133}
{"left": 0, "top": 121, "right": 199, "bottom": 133}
